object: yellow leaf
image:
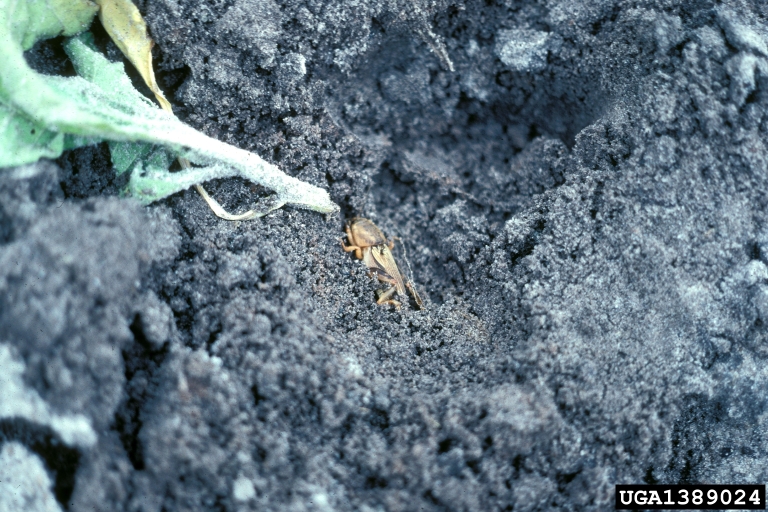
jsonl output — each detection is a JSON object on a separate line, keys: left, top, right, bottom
{"left": 94, "top": 0, "right": 172, "bottom": 112}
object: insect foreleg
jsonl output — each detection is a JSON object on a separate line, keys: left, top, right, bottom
{"left": 341, "top": 240, "right": 364, "bottom": 260}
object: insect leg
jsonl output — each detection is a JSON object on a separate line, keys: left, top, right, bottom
{"left": 376, "top": 286, "right": 401, "bottom": 309}
{"left": 341, "top": 240, "right": 364, "bottom": 260}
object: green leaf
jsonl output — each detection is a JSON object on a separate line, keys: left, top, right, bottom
{"left": 0, "top": 1, "right": 338, "bottom": 214}
{"left": 0, "top": 103, "right": 64, "bottom": 166}
{"left": 109, "top": 141, "right": 152, "bottom": 175}
{"left": 61, "top": 35, "right": 337, "bottom": 212}
{"left": 14, "top": 0, "right": 98, "bottom": 51}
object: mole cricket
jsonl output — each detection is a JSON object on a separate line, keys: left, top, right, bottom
{"left": 341, "top": 217, "right": 424, "bottom": 309}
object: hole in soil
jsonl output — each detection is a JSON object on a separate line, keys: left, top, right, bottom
{"left": 321, "top": 8, "right": 607, "bottom": 308}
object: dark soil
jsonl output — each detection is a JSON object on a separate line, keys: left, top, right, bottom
{"left": 3, "top": 0, "right": 768, "bottom": 510}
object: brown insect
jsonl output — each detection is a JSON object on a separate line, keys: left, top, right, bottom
{"left": 342, "top": 218, "right": 424, "bottom": 309}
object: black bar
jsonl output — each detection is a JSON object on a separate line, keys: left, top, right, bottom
{"left": 615, "top": 485, "right": 765, "bottom": 510}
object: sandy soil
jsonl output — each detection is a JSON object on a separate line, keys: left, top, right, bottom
{"left": 2, "top": 0, "right": 768, "bottom": 510}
